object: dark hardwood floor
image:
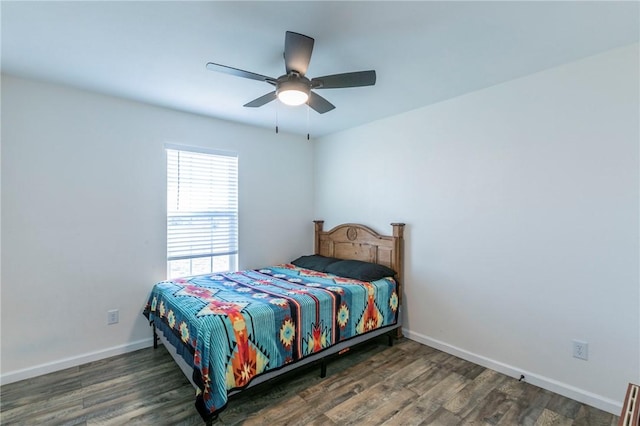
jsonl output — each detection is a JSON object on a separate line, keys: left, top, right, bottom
{"left": 0, "top": 338, "right": 619, "bottom": 425}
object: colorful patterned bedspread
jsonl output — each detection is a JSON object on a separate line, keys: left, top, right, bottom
{"left": 143, "top": 264, "right": 398, "bottom": 419}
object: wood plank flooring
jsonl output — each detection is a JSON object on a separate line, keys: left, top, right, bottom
{"left": 0, "top": 338, "right": 619, "bottom": 425}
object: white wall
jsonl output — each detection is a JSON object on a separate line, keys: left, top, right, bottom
{"left": 0, "top": 75, "right": 315, "bottom": 381}
{"left": 314, "top": 44, "right": 639, "bottom": 413}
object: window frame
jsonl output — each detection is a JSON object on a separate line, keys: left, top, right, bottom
{"left": 165, "top": 143, "right": 238, "bottom": 278}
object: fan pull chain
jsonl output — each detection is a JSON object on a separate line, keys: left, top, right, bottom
{"left": 275, "top": 107, "right": 279, "bottom": 134}
{"left": 306, "top": 103, "right": 310, "bottom": 141}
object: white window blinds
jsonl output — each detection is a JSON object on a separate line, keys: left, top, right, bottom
{"left": 166, "top": 147, "right": 238, "bottom": 263}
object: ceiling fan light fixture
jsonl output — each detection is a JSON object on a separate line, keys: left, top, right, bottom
{"left": 278, "top": 89, "right": 308, "bottom": 106}
{"left": 277, "top": 80, "right": 310, "bottom": 106}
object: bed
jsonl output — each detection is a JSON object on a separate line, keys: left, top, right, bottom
{"left": 143, "top": 220, "right": 405, "bottom": 424}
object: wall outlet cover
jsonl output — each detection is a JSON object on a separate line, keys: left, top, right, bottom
{"left": 572, "top": 340, "right": 588, "bottom": 360}
{"left": 107, "top": 309, "right": 119, "bottom": 325}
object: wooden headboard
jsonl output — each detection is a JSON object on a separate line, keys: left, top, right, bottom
{"left": 313, "top": 220, "right": 405, "bottom": 294}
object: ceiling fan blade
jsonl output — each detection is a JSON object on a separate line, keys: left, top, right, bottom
{"left": 244, "top": 91, "right": 277, "bottom": 108}
{"left": 207, "top": 62, "right": 276, "bottom": 83}
{"left": 307, "top": 92, "right": 335, "bottom": 114}
{"left": 284, "top": 31, "right": 314, "bottom": 76}
{"left": 311, "top": 70, "right": 376, "bottom": 89}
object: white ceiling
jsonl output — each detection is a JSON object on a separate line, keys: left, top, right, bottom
{"left": 2, "top": 1, "right": 638, "bottom": 137}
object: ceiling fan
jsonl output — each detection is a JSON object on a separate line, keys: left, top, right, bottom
{"left": 206, "top": 31, "right": 376, "bottom": 114}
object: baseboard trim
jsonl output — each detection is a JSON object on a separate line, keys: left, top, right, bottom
{"left": 0, "top": 338, "right": 154, "bottom": 386}
{"left": 403, "top": 328, "right": 622, "bottom": 415}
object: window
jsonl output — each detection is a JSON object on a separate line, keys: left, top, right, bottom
{"left": 166, "top": 146, "right": 238, "bottom": 279}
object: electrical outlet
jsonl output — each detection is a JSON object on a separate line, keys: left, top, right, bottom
{"left": 107, "top": 309, "right": 119, "bottom": 325}
{"left": 572, "top": 340, "right": 588, "bottom": 360}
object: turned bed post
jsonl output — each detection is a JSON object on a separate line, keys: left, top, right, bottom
{"left": 313, "top": 220, "right": 324, "bottom": 255}
{"left": 390, "top": 222, "right": 405, "bottom": 291}
{"left": 391, "top": 223, "right": 405, "bottom": 340}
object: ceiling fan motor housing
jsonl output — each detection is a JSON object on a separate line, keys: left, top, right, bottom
{"left": 276, "top": 74, "right": 310, "bottom": 96}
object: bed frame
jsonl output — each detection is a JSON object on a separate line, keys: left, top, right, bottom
{"left": 153, "top": 220, "right": 405, "bottom": 424}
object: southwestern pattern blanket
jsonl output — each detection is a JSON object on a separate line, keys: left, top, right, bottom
{"left": 143, "top": 264, "right": 399, "bottom": 418}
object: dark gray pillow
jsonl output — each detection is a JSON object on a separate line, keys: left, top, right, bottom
{"left": 325, "top": 259, "right": 396, "bottom": 281}
{"left": 291, "top": 255, "right": 340, "bottom": 272}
